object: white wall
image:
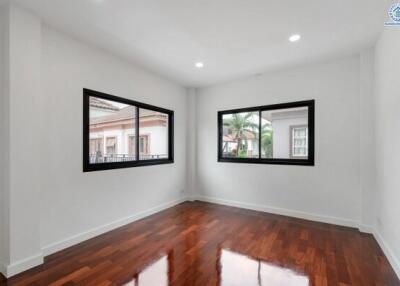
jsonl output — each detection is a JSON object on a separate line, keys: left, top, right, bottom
{"left": 39, "top": 25, "right": 188, "bottom": 250}
{"left": 0, "top": 4, "right": 188, "bottom": 278}
{"left": 374, "top": 27, "right": 400, "bottom": 277}
{"left": 1, "top": 3, "right": 398, "bottom": 280}
{"left": 185, "top": 88, "right": 197, "bottom": 199}
{"left": 4, "top": 4, "right": 43, "bottom": 276}
{"left": 359, "top": 49, "right": 376, "bottom": 230}
{"left": 196, "top": 57, "right": 362, "bottom": 225}
{"left": 140, "top": 126, "right": 168, "bottom": 156}
{"left": 0, "top": 3, "right": 9, "bottom": 272}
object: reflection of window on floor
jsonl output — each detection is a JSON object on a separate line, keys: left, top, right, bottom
{"left": 290, "top": 126, "right": 308, "bottom": 158}
{"left": 106, "top": 137, "right": 117, "bottom": 155}
{"left": 90, "top": 138, "right": 103, "bottom": 156}
{"left": 123, "top": 255, "right": 168, "bottom": 286}
{"left": 220, "top": 249, "right": 309, "bottom": 286}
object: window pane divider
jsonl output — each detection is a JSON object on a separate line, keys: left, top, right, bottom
{"left": 258, "top": 110, "right": 261, "bottom": 159}
{"left": 135, "top": 106, "right": 139, "bottom": 161}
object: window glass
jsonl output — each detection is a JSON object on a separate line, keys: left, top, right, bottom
{"left": 139, "top": 108, "right": 169, "bottom": 160}
{"left": 84, "top": 89, "right": 174, "bottom": 172}
{"left": 218, "top": 100, "right": 314, "bottom": 165}
{"left": 222, "top": 112, "right": 260, "bottom": 158}
{"left": 89, "top": 96, "right": 136, "bottom": 164}
{"left": 261, "top": 107, "right": 309, "bottom": 159}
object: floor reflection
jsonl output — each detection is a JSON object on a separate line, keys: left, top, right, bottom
{"left": 123, "top": 254, "right": 170, "bottom": 286}
{"left": 118, "top": 244, "right": 309, "bottom": 286}
{"left": 219, "top": 249, "right": 309, "bottom": 286}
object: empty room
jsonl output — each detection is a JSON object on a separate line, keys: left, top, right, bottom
{"left": 0, "top": 0, "right": 399, "bottom": 285}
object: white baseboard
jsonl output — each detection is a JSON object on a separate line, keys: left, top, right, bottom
{"left": 373, "top": 229, "right": 400, "bottom": 279}
{"left": 186, "top": 195, "right": 197, "bottom": 202}
{"left": 3, "top": 196, "right": 399, "bottom": 281}
{"left": 196, "top": 195, "right": 400, "bottom": 280}
{"left": 42, "top": 197, "right": 187, "bottom": 256}
{"left": 195, "top": 195, "right": 359, "bottom": 228}
{"left": 3, "top": 253, "right": 43, "bottom": 278}
{"left": 0, "top": 197, "right": 186, "bottom": 278}
{"left": 0, "top": 261, "right": 6, "bottom": 278}
{"left": 358, "top": 224, "right": 374, "bottom": 234}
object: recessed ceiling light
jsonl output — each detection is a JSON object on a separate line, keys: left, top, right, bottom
{"left": 289, "top": 34, "right": 301, "bottom": 42}
{"left": 195, "top": 62, "right": 204, "bottom": 68}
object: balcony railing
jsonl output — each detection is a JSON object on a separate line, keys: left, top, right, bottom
{"left": 89, "top": 154, "right": 168, "bottom": 164}
{"left": 222, "top": 152, "right": 259, "bottom": 159}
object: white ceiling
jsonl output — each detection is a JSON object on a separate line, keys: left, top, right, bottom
{"left": 15, "top": 0, "right": 390, "bottom": 87}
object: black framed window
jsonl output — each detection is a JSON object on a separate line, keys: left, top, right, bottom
{"left": 218, "top": 100, "right": 314, "bottom": 166}
{"left": 83, "top": 89, "right": 174, "bottom": 172}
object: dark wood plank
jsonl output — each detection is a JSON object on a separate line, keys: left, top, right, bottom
{"left": 1, "top": 201, "right": 398, "bottom": 286}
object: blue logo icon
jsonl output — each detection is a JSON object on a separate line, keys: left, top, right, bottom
{"left": 386, "top": 3, "right": 400, "bottom": 26}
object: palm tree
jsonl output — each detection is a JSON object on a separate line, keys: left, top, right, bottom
{"left": 261, "top": 123, "right": 273, "bottom": 158}
{"left": 223, "top": 113, "right": 259, "bottom": 157}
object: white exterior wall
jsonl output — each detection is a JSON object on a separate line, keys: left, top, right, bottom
{"left": 224, "top": 139, "right": 257, "bottom": 155}
{"left": 140, "top": 126, "right": 168, "bottom": 156}
{"left": 104, "top": 129, "right": 132, "bottom": 154}
{"left": 90, "top": 126, "right": 167, "bottom": 156}
{"left": 272, "top": 117, "right": 307, "bottom": 158}
{"left": 247, "top": 139, "right": 258, "bottom": 155}
{"left": 90, "top": 129, "right": 135, "bottom": 155}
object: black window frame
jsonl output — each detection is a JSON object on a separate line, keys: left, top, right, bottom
{"left": 218, "top": 99, "right": 315, "bottom": 166}
{"left": 83, "top": 88, "right": 174, "bottom": 172}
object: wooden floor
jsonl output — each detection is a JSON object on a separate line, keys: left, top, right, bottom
{"left": 1, "top": 201, "right": 399, "bottom": 286}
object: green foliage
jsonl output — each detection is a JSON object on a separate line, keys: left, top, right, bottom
{"left": 261, "top": 123, "right": 273, "bottom": 158}
{"left": 223, "top": 113, "right": 258, "bottom": 157}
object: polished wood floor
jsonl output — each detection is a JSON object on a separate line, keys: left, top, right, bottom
{"left": 1, "top": 201, "right": 399, "bottom": 286}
